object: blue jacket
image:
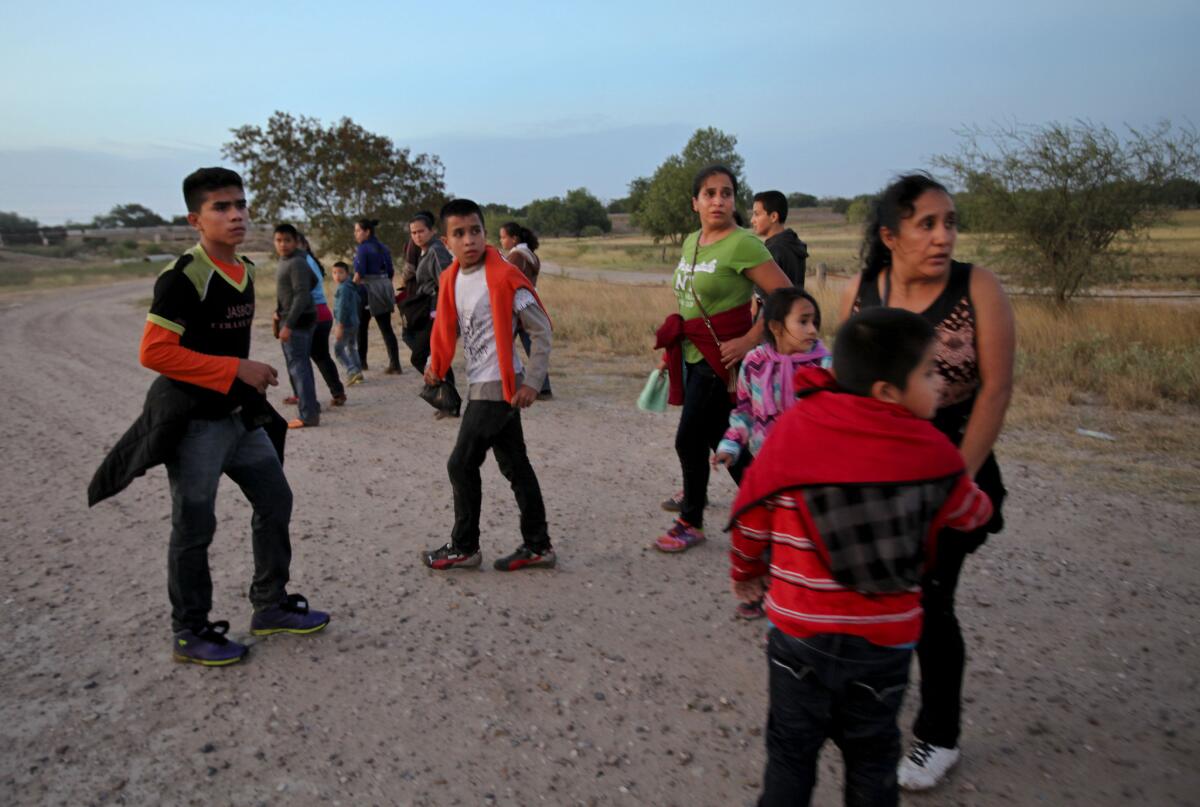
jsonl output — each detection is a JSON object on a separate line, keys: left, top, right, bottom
{"left": 333, "top": 280, "right": 360, "bottom": 327}
{"left": 353, "top": 235, "right": 394, "bottom": 279}
{"left": 305, "top": 253, "right": 328, "bottom": 307}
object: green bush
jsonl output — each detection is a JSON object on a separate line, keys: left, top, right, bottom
{"left": 580, "top": 225, "right": 605, "bottom": 238}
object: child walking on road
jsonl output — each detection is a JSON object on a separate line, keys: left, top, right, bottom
{"left": 331, "top": 261, "right": 363, "bottom": 385}
{"left": 421, "top": 199, "right": 556, "bottom": 572}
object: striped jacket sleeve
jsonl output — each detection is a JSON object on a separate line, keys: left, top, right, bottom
{"left": 939, "top": 474, "right": 994, "bottom": 533}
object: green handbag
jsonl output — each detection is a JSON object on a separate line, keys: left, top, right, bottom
{"left": 637, "top": 369, "right": 669, "bottom": 412}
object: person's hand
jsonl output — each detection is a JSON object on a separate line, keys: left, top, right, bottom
{"left": 720, "top": 333, "right": 755, "bottom": 368}
{"left": 353, "top": 272, "right": 363, "bottom": 285}
{"left": 278, "top": 325, "right": 291, "bottom": 343}
{"left": 334, "top": 324, "right": 344, "bottom": 341}
{"left": 236, "top": 359, "right": 279, "bottom": 394}
{"left": 272, "top": 311, "right": 280, "bottom": 323}
{"left": 656, "top": 354, "right": 668, "bottom": 372}
{"left": 423, "top": 366, "right": 440, "bottom": 386}
{"left": 732, "top": 577, "right": 767, "bottom": 603}
{"left": 511, "top": 385, "right": 538, "bottom": 409}
{"left": 712, "top": 451, "right": 736, "bottom": 469}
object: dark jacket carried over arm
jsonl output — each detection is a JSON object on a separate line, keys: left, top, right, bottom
{"left": 87, "top": 376, "right": 287, "bottom": 507}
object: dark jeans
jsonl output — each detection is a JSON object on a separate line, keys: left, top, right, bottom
{"left": 912, "top": 453, "right": 1006, "bottom": 749}
{"left": 760, "top": 630, "right": 910, "bottom": 807}
{"left": 281, "top": 324, "right": 319, "bottom": 424}
{"left": 357, "top": 306, "right": 400, "bottom": 370}
{"left": 518, "top": 329, "right": 551, "bottom": 394}
{"left": 165, "top": 416, "right": 293, "bottom": 633}
{"left": 406, "top": 320, "right": 457, "bottom": 389}
{"left": 676, "top": 361, "right": 746, "bottom": 528}
{"left": 311, "top": 318, "right": 344, "bottom": 397}
{"left": 447, "top": 400, "right": 549, "bottom": 554}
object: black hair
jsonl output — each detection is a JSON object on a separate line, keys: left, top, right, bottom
{"left": 733, "top": 210, "right": 746, "bottom": 228}
{"left": 440, "top": 199, "right": 485, "bottom": 227}
{"left": 832, "top": 307, "right": 936, "bottom": 397}
{"left": 860, "top": 172, "right": 951, "bottom": 278}
{"left": 753, "top": 190, "right": 788, "bottom": 224}
{"left": 409, "top": 210, "right": 436, "bottom": 229}
{"left": 296, "top": 231, "right": 325, "bottom": 276}
{"left": 356, "top": 217, "right": 380, "bottom": 235}
{"left": 182, "top": 167, "right": 243, "bottom": 213}
{"left": 692, "top": 164, "right": 739, "bottom": 198}
{"left": 332, "top": 261, "right": 350, "bottom": 271}
{"left": 273, "top": 223, "right": 299, "bottom": 239}
{"left": 760, "top": 287, "right": 822, "bottom": 349}
{"left": 500, "top": 221, "right": 539, "bottom": 251}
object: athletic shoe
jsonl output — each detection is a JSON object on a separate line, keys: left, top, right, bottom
{"left": 384, "top": 365, "right": 402, "bottom": 375}
{"left": 347, "top": 373, "right": 365, "bottom": 386}
{"left": 250, "top": 594, "right": 330, "bottom": 636}
{"left": 172, "top": 621, "right": 248, "bottom": 667}
{"left": 330, "top": 393, "right": 347, "bottom": 407}
{"left": 898, "top": 740, "right": 961, "bottom": 791}
{"left": 661, "top": 490, "right": 684, "bottom": 512}
{"left": 287, "top": 418, "right": 319, "bottom": 429}
{"left": 282, "top": 396, "right": 299, "bottom": 405}
{"left": 493, "top": 544, "right": 557, "bottom": 571}
{"left": 655, "top": 519, "right": 705, "bottom": 553}
{"left": 422, "top": 542, "right": 482, "bottom": 570}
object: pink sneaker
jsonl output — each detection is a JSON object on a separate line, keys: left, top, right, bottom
{"left": 654, "top": 519, "right": 705, "bottom": 553}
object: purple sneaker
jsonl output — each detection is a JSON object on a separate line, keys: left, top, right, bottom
{"left": 172, "top": 621, "right": 248, "bottom": 667}
{"left": 250, "top": 594, "right": 330, "bottom": 636}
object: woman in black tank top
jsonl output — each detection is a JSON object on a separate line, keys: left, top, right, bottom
{"left": 839, "top": 174, "right": 1015, "bottom": 790}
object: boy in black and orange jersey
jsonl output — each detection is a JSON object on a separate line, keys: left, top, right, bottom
{"left": 96, "top": 167, "right": 330, "bottom": 666}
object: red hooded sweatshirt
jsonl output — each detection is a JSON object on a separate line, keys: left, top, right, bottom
{"left": 729, "top": 368, "right": 993, "bottom": 647}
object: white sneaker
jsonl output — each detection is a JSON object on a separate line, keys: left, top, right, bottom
{"left": 898, "top": 740, "right": 960, "bottom": 791}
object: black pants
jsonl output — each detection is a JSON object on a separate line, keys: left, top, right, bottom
{"left": 357, "top": 307, "right": 401, "bottom": 370}
{"left": 311, "top": 319, "right": 344, "bottom": 398}
{"left": 912, "top": 453, "right": 1006, "bottom": 749}
{"left": 165, "top": 417, "right": 292, "bottom": 633}
{"left": 407, "top": 322, "right": 457, "bottom": 388}
{"left": 760, "top": 630, "right": 910, "bottom": 807}
{"left": 676, "top": 361, "right": 746, "bottom": 528}
{"left": 447, "top": 400, "right": 549, "bottom": 554}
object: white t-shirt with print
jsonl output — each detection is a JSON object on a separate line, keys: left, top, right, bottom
{"left": 455, "top": 266, "right": 538, "bottom": 385}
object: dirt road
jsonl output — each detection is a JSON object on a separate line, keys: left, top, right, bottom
{"left": 0, "top": 280, "right": 1197, "bottom": 806}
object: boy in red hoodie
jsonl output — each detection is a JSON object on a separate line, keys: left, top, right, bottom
{"left": 729, "top": 307, "right": 993, "bottom": 806}
{"left": 422, "top": 199, "right": 555, "bottom": 572}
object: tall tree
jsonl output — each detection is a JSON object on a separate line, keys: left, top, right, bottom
{"left": 222, "top": 112, "right": 447, "bottom": 257}
{"left": 632, "top": 127, "right": 751, "bottom": 245}
{"left": 93, "top": 203, "right": 167, "bottom": 228}
{"left": 936, "top": 120, "right": 1200, "bottom": 303}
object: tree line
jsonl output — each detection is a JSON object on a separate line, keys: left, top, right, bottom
{"left": 5, "top": 114, "right": 1198, "bottom": 304}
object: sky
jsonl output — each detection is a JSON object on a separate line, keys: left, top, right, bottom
{"left": 1, "top": 0, "right": 1197, "bottom": 224}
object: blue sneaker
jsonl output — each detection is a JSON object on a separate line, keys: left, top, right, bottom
{"left": 172, "top": 621, "right": 248, "bottom": 667}
{"left": 250, "top": 594, "right": 330, "bottom": 636}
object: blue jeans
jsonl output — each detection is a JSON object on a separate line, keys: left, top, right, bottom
{"left": 334, "top": 324, "right": 362, "bottom": 376}
{"left": 759, "top": 630, "right": 911, "bottom": 807}
{"left": 282, "top": 324, "right": 319, "bottom": 424}
{"left": 165, "top": 416, "right": 293, "bottom": 632}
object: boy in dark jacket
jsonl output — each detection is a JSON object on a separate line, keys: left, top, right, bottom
{"left": 120, "top": 168, "right": 329, "bottom": 666}
{"left": 751, "top": 190, "right": 808, "bottom": 289}
{"left": 730, "top": 308, "right": 992, "bottom": 806}
{"left": 273, "top": 223, "right": 319, "bottom": 428}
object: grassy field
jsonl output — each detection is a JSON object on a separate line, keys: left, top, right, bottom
{"left": 538, "top": 209, "right": 1200, "bottom": 289}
